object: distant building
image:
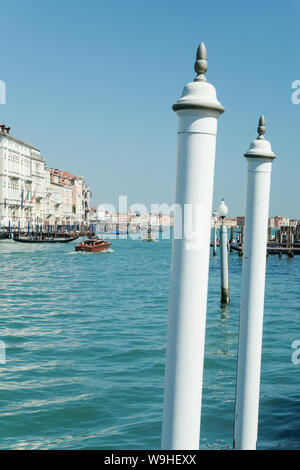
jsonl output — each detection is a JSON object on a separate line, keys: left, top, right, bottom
{"left": 211, "top": 216, "right": 237, "bottom": 227}
{"left": 289, "top": 219, "right": 300, "bottom": 227}
{"left": 116, "top": 213, "right": 130, "bottom": 225}
{"left": 89, "top": 206, "right": 98, "bottom": 224}
{"left": 268, "top": 217, "right": 275, "bottom": 228}
{"left": 274, "top": 216, "right": 289, "bottom": 228}
{"left": 92, "top": 209, "right": 173, "bottom": 232}
{"left": 223, "top": 217, "right": 237, "bottom": 227}
{"left": 49, "top": 169, "right": 90, "bottom": 227}
{"left": 236, "top": 216, "right": 245, "bottom": 227}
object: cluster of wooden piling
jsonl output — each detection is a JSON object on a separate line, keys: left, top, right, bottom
{"left": 229, "top": 225, "right": 300, "bottom": 256}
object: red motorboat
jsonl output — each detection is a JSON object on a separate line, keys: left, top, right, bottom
{"left": 75, "top": 238, "right": 111, "bottom": 253}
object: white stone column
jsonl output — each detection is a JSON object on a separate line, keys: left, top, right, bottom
{"left": 234, "top": 116, "right": 276, "bottom": 450}
{"left": 161, "top": 43, "right": 224, "bottom": 450}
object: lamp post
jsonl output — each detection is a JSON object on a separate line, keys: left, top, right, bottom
{"left": 161, "top": 43, "right": 224, "bottom": 450}
{"left": 212, "top": 210, "right": 218, "bottom": 256}
{"left": 218, "top": 199, "right": 230, "bottom": 304}
{"left": 234, "top": 116, "right": 276, "bottom": 450}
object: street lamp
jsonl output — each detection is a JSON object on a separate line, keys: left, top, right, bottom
{"left": 218, "top": 198, "right": 228, "bottom": 219}
{"left": 218, "top": 198, "right": 230, "bottom": 304}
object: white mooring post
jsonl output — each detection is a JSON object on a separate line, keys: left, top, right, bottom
{"left": 213, "top": 210, "right": 218, "bottom": 256}
{"left": 234, "top": 116, "right": 276, "bottom": 450}
{"left": 218, "top": 199, "right": 230, "bottom": 304}
{"left": 161, "top": 43, "right": 224, "bottom": 450}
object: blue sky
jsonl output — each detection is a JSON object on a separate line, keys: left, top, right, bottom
{"left": 1, "top": 0, "right": 299, "bottom": 217}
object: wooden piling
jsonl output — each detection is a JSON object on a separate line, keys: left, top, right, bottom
{"left": 240, "top": 225, "right": 244, "bottom": 245}
{"left": 268, "top": 226, "right": 272, "bottom": 241}
{"left": 230, "top": 226, "right": 234, "bottom": 252}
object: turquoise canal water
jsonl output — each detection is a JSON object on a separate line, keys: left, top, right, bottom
{"left": 0, "top": 235, "right": 299, "bottom": 449}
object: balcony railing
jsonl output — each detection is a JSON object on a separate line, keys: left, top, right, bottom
{"left": 53, "top": 197, "right": 62, "bottom": 206}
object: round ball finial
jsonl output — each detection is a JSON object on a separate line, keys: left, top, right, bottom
{"left": 257, "top": 115, "right": 266, "bottom": 140}
{"left": 194, "top": 43, "right": 208, "bottom": 81}
{"left": 218, "top": 198, "right": 228, "bottom": 218}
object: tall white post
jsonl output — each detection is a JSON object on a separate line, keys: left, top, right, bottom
{"left": 234, "top": 116, "right": 276, "bottom": 450}
{"left": 161, "top": 43, "right": 224, "bottom": 450}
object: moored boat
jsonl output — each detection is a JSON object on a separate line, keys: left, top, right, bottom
{"left": 75, "top": 238, "right": 111, "bottom": 253}
{"left": 13, "top": 235, "right": 79, "bottom": 243}
{"left": 143, "top": 220, "right": 157, "bottom": 242}
{"left": 143, "top": 232, "right": 156, "bottom": 242}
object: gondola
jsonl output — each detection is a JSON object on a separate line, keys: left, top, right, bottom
{"left": 13, "top": 235, "right": 79, "bottom": 243}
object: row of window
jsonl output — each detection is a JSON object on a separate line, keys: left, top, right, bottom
{"left": 1, "top": 139, "right": 30, "bottom": 152}
{"left": 5, "top": 154, "right": 41, "bottom": 170}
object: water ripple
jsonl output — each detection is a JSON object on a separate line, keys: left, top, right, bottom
{"left": 0, "top": 238, "right": 299, "bottom": 449}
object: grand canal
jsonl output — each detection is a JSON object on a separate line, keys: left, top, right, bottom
{"left": 0, "top": 237, "right": 299, "bottom": 449}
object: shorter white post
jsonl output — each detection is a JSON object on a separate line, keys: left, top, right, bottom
{"left": 213, "top": 210, "right": 218, "bottom": 256}
{"left": 234, "top": 116, "right": 276, "bottom": 450}
{"left": 218, "top": 199, "right": 229, "bottom": 304}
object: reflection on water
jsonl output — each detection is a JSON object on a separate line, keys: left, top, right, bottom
{"left": 220, "top": 304, "right": 230, "bottom": 320}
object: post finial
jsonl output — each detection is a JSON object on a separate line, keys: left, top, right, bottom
{"left": 194, "top": 43, "right": 208, "bottom": 82}
{"left": 257, "top": 115, "right": 266, "bottom": 140}
{"left": 244, "top": 114, "right": 275, "bottom": 160}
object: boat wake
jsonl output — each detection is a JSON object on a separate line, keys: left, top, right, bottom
{"left": 73, "top": 248, "right": 114, "bottom": 254}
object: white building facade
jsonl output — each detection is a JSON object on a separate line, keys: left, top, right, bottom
{"left": 48, "top": 169, "right": 90, "bottom": 228}
{"left": 0, "top": 124, "right": 49, "bottom": 229}
{"left": 0, "top": 124, "right": 90, "bottom": 230}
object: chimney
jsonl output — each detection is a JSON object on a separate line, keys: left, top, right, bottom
{"left": 0, "top": 124, "right": 10, "bottom": 134}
